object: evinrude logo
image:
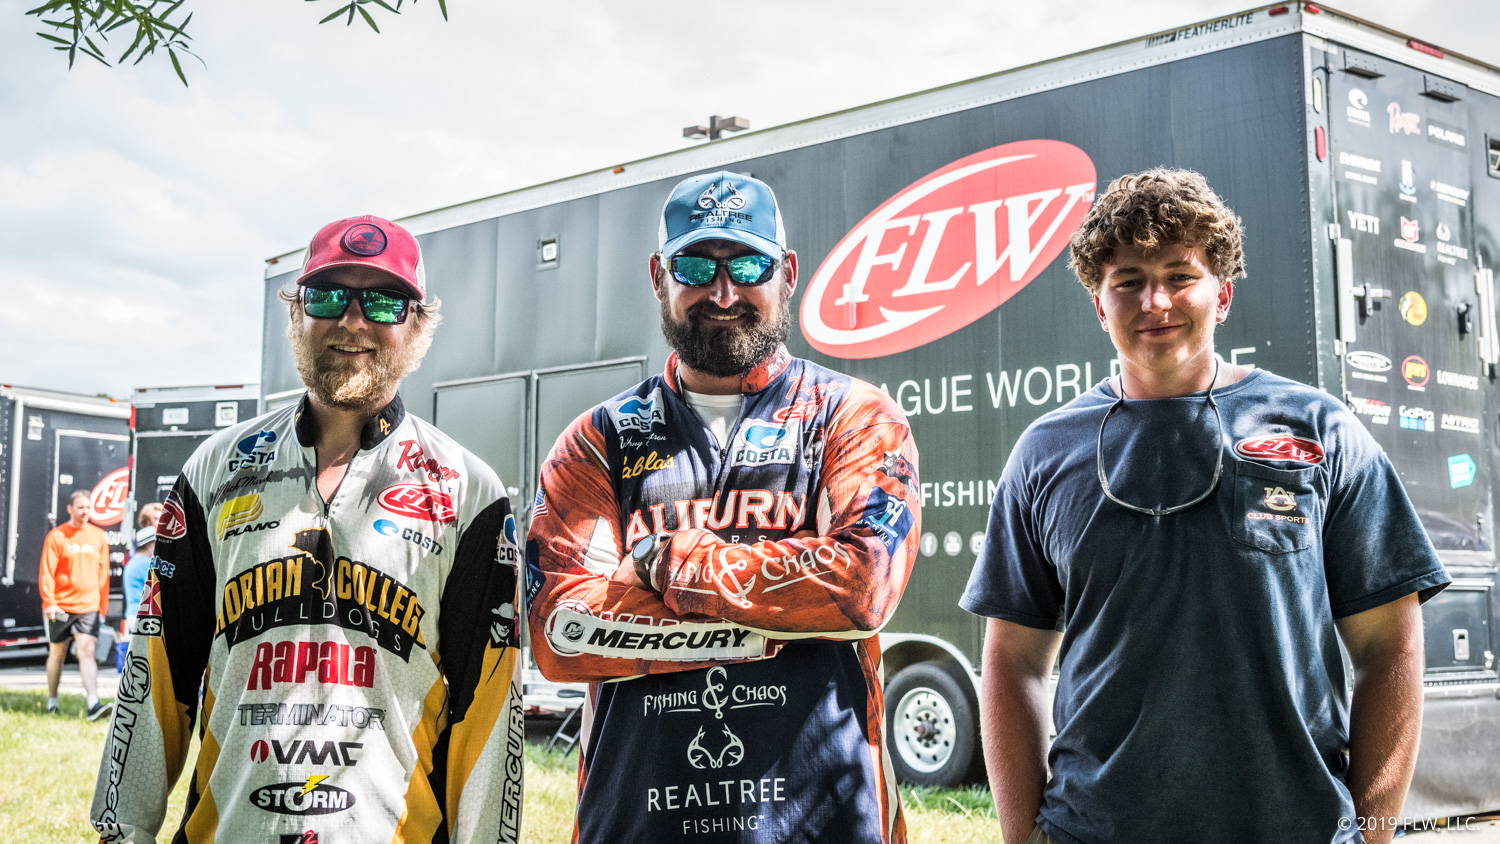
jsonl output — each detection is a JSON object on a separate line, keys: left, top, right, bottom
{"left": 801, "top": 140, "right": 1096, "bottom": 358}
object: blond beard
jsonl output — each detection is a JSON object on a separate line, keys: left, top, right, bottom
{"left": 287, "top": 318, "right": 431, "bottom": 412}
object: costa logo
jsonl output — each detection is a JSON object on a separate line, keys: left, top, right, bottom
{"left": 801, "top": 139, "right": 1096, "bottom": 358}
{"left": 1346, "top": 351, "right": 1392, "bottom": 373}
{"left": 1234, "top": 435, "right": 1326, "bottom": 465}
{"left": 157, "top": 494, "right": 188, "bottom": 540}
{"left": 88, "top": 468, "right": 130, "bottom": 527}
{"left": 378, "top": 484, "right": 456, "bottom": 523}
{"left": 1403, "top": 355, "right": 1430, "bottom": 387}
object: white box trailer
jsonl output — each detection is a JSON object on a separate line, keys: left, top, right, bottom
{"left": 260, "top": 3, "right": 1500, "bottom": 816}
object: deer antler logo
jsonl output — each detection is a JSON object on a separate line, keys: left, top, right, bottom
{"left": 686, "top": 726, "right": 745, "bottom": 769}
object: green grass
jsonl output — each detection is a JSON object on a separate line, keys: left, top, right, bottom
{"left": 0, "top": 690, "right": 1002, "bottom": 843}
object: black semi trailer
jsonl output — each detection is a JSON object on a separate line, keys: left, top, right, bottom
{"left": 259, "top": 4, "right": 1500, "bottom": 816}
{"left": 0, "top": 385, "right": 131, "bottom": 658}
{"left": 128, "top": 384, "right": 261, "bottom": 526}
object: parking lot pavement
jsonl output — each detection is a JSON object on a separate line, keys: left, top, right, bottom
{"left": 0, "top": 654, "right": 119, "bottom": 699}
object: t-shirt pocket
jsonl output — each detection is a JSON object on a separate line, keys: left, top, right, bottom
{"left": 1231, "top": 461, "right": 1317, "bottom": 554}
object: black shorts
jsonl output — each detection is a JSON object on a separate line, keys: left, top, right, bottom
{"left": 46, "top": 611, "right": 101, "bottom": 643}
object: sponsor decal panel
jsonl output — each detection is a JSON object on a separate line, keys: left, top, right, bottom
{"left": 1394, "top": 217, "right": 1427, "bottom": 254}
{"left": 94, "top": 653, "right": 151, "bottom": 841}
{"left": 1347, "top": 351, "right": 1391, "bottom": 383}
{"left": 622, "top": 450, "right": 677, "bottom": 479}
{"left": 622, "top": 491, "right": 808, "bottom": 548}
{"left": 1431, "top": 180, "right": 1469, "bottom": 206}
{"left": 859, "top": 487, "right": 915, "bottom": 555}
{"left": 1399, "top": 291, "right": 1427, "bottom": 326}
{"left": 157, "top": 492, "right": 188, "bottom": 540}
{"left": 89, "top": 468, "right": 130, "bottom": 527}
{"left": 218, "top": 493, "right": 280, "bottom": 539}
{"left": 1399, "top": 405, "right": 1435, "bottom": 432}
{"left": 609, "top": 390, "right": 667, "bottom": 433}
{"left": 394, "top": 440, "right": 460, "bottom": 482}
{"left": 1403, "top": 356, "right": 1430, "bottom": 389}
{"left": 1234, "top": 435, "right": 1325, "bottom": 465}
{"left": 251, "top": 739, "right": 362, "bottom": 766}
{"left": 1398, "top": 160, "right": 1417, "bottom": 201}
{"left": 1434, "top": 223, "right": 1469, "bottom": 265}
{"left": 1437, "top": 370, "right": 1480, "bottom": 390}
{"left": 378, "top": 484, "right": 456, "bottom": 524}
{"left": 499, "top": 688, "right": 524, "bottom": 844}
{"left": 1248, "top": 484, "right": 1309, "bottom": 525}
{"left": 237, "top": 702, "right": 386, "bottom": 729}
{"left": 1440, "top": 413, "right": 1480, "bottom": 434}
{"left": 372, "top": 518, "right": 443, "bottom": 555}
{"left": 1338, "top": 151, "right": 1381, "bottom": 185}
{"left": 245, "top": 641, "right": 376, "bottom": 691}
{"left": 229, "top": 429, "right": 278, "bottom": 471}
{"left": 135, "top": 571, "right": 163, "bottom": 637}
{"left": 729, "top": 423, "right": 799, "bottom": 468}
{"left": 1345, "top": 210, "right": 1380, "bottom": 235}
{"left": 802, "top": 139, "right": 1096, "bottom": 359}
{"left": 215, "top": 528, "right": 427, "bottom": 660}
{"left": 544, "top": 602, "right": 768, "bottom": 661}
{"left": 1449, "top": 454, "right": 1477, "bottom": 488}
{"left": 1350, "top": 397, "right": 1391, "bottom": 425}
{"left": 1388, "top": 101, "right": 1421, "bottom": 135}
{"left": 1428, "top": 119, "right": 1467, "bottom": 149}
{"left": 1346, "top": 89, "right": 1371, "bottom": 127}
{"left": 250, "top": 776, "right": 356, "bottom": 816}
{"left": 878, "top": 450, "right": 917, "bottom": 487}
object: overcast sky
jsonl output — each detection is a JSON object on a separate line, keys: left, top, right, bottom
{"left": 3, "top": 0, "right": 1496, "bottom": 398}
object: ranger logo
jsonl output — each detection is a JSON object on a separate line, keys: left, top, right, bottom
{"left": 801, "top": 139, "right": 1096, "bottom": 359}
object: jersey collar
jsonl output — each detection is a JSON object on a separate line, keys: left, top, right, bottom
{"left": 294, "top": 393, "right": 406, "bottom": 450}
{"left": 663, "top": 344, "right": 793, "bottom": 396}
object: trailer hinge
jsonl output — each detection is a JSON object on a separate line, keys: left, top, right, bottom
{"left": 1327, "top": 223, "right": 1341, "bottom": 241}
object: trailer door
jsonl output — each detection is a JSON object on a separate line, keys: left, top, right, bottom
{"left": 52, "top": 430, "right": 130, "bottom": 618}
{"left": 1326, "top": 45, "right": 1500, "bottom": 818}
{"left": 434, "top": 374, "right": 529, "bottom": 501}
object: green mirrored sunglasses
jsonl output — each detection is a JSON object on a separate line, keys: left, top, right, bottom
{"left": 301, "top": 284, "right": 412, "bottom": 325}
{"left": 669, "top": 253, "right": 778, "bottom": 286}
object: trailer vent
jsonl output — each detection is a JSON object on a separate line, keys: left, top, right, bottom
{"left": 1343, "top": 53, "right": 1383, "bottom": 78}
{"left": 1422, "top": 74, "right": 1463, "bottom": 102}
{"left": 1489, "top": 137, "right": 1500, "bottom": 179}
{"left": 537, "top": 236, "right": 560, "bottom": 270}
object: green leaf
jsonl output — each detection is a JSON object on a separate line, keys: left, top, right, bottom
{"left": 168, "top": 46, "right": 187, "bottom": 86}
{"left": 370, "top": 0, "right": 399, "bottom": 14}
{"left": 356, "top": 3, "right": 379, "bottom": 32}
{"left": 437, "top": 0, "right": 448, "bottom": 20}
{"left": 318, "top": 6, "right": 346, "bottom": 23}
{"left": 37, "top": 32, "right": 73, "bottom": 46}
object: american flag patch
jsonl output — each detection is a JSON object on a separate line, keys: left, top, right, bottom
{"left": 533, "top": 486, "right": 548, "bottom": 517}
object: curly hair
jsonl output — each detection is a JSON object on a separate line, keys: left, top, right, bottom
{"left": 1067, "top": 168, "right": 1245, "bottom": 294}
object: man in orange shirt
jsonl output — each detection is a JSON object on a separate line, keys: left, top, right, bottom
{"left": 39, "top": 489, "right": 111, "bottom": 720}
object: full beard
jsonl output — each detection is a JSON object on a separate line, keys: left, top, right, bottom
{"left": 287, "top": 319, "right": 428, "bottom": 412}
{"left": 660, "top": 287, "right": 791, "bottom": 378}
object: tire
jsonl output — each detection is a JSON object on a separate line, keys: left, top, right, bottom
{"left": 884, "top": 661, "right": 983, "bottom": 787}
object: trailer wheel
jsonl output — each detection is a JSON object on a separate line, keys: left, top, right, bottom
{"left": 885, "top": 661, "right": 981, "bottom": 786}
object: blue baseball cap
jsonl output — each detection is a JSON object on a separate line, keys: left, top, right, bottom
{"left": 657, "top": 171, "right": 787, "bottom": 259}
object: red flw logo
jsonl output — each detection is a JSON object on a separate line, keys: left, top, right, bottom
{"left": 89, "top": 467, "right": 130, "bottom": 527}
{"left": 379, "top": 484, "right": 456, "bottom": 523}
{"left": 800, "top": 139, "right": 1096, "bottom": 359}
{"left": 1234, "top": 435, "right": 1325, "bottom": 465}
{"left": 157, "top": 493, "right": 188, "bottom": 540}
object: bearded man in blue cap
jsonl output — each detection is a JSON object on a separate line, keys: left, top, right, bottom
{"left": 528, "top": 171, "right": 923, "bottom": 843}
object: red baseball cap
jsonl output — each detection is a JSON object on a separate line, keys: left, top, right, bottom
{"left": 296, "top": 215, "right": 426, "bottom": 301}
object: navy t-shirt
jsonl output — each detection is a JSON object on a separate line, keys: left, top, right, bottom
{"left": 960, "top": 370, "right": 1449, "bottom": 844}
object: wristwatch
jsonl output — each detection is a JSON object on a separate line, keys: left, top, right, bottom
{"left": 630, "top": 533, "right": 671, "bottom": 591}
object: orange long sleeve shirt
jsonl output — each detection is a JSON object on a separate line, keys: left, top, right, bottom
{"left": 38, "top": 522, "right": 110, "bottom": 615}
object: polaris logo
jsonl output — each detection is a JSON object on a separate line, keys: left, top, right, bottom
{"left": 801, "top": 140, "right": 1096, "bottom": 359}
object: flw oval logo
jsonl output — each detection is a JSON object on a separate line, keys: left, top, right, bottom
{"left": 89, "top": 468, "right": 130, "bottom": 527}
{"left": 801, "top": 140, "right": 1096, "bottom": 359}
{"left": 1234, "top": 435, "right": 1326, "bottom": 466}
{"left": 378, "top": 484, "right": 456, "bottom": 524}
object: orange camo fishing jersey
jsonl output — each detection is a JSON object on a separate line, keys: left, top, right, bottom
{"left": 527, "top": 345, "right": 921, "bottom": 843}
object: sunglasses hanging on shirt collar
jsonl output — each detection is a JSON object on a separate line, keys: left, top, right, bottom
{"left": 1097, "top": 360, "right": 1225, "bottom": 517}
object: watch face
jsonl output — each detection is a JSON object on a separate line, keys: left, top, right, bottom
{"left": 632, "top": 535, "right": 656, "bottom": 563}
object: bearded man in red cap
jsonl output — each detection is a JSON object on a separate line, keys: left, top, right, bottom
{"left": 91, "top": 216, "right": 525, "bottom": 844}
